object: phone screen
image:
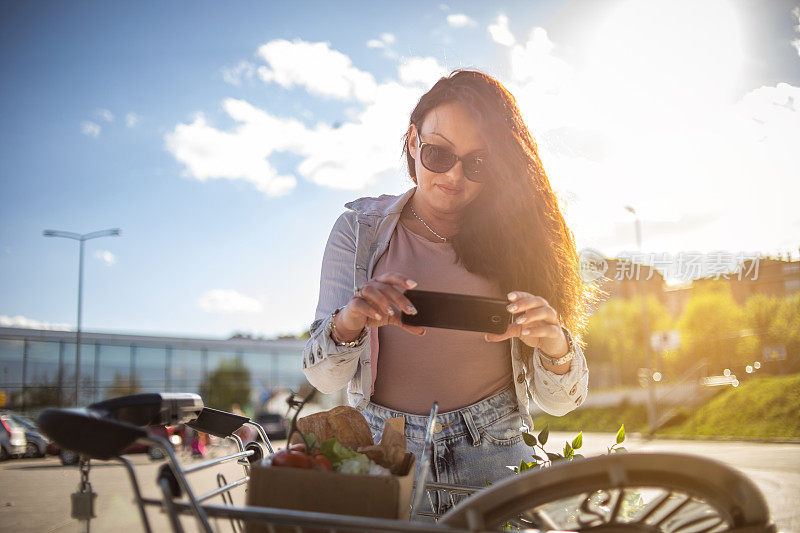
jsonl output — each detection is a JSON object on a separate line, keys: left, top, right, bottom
{"left": 400, "top": 290, "right": 511, "bottom": 334}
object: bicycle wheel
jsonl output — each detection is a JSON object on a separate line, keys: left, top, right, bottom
{"left": 438, "top": 452, "right": 774, "bottom": 532}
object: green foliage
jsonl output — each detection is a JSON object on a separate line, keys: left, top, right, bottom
{"left": 199, "top": 358, "right": 252, "bottom": 412}
{"left": 105, "top": 371, "right": 141, "bottom": 399}
{"left": 534, "top": 402, "right": 649, "bottom": 433}
{"left": 534, "top": 374, "right": 800, "bottom": 439}
{"left": 659, "top": 373, "right": 800, "bottom": 438}
{"left": 584, "top": 296, "right": 673, "bottom": 385}
{"left": 537, "top": 424, "right": 549, "bottom": 445}
{"left": 674, "top": 284, "right": 745, "bottom": 374}
{"left": 510, "top": 423, "right": 625, "bottom": 474}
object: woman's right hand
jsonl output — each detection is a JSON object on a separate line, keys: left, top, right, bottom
{"left": 334, "top": 271, "right": 426, "bottom": 340}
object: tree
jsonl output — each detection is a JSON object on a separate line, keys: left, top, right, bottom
{"left": 770, "top": 293, "right": 800, "bottom": 374}
{"left": 199, "top": 358, "right": 252, "bottom": 412}
{"left": 584, "top": 295, "right": 672, "bottom": 386}
{"left": 676, "top": 284, "right": 744, "bottom": 375}
{"left": 105, "top": 372, "right": 141, "bottom": 399}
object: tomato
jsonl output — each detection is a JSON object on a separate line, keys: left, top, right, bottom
{"left": 288, "top": 443, "right": 306, "bottom": 453}
{"left": 271, "top": 449, "right": 313, "bottom": 469}
{"left": 311, "top": 454, "right": 333, "bottom": 471}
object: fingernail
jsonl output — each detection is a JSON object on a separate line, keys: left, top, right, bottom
{"left": 407, "top": 305, "right": 417, "bottom": 314}
{"left": 522, "top": 329, "right": 531, "bottom": 336}
{"left": 386, "top": 307, "right": 394, "bottom": 315}
{"left": 516, "top": 316, "right": 526, "bottom": 324}
{"left": 508, "top": 292, "right": 518, "bottom": 301}
{"left": 374, "top": 313, "right": 382, "bottom": 320}
{"left": 419, "top": 329, "right": 426, "bottom": 335}
{"left": 507, "top": 304, "right": 518, "bottom": 312}
{"left": 407, "top": 279, "right": 418, "bottom": 288}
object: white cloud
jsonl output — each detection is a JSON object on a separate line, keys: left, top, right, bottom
{"left": 94, "top": 249, "right": 116, "bottom": 266}
{"left": 488, "top": 14, "right": 515, "bottom": 46}
{"left": 125, "top": 112, "right": 140, "bottom": 127}
{"left": 221, "top": 60, "right": 256, "bottom": 86}
{"left": 509, "top": 27, "right": 574, "bottom": 95}
{"left": 496, "top": 0, "right": 800, "bottom": 259}
{"left": 257, "top": 39, "right": 378, "bottom": 102}
{"left": 0, "top": 315, "right": 71, "bottom": 331}
{"left": 792, "top": 6, "right": 800, "bottom": 57}
{"left": 94, "top": 108, "right": 114, "bottom": 122}
{"left": 447, "top": 14, "right": 476, "bottom": 28}
{"left": 165, "top": 102, "right": 299, "bottom": 195}
{"left": 367, "top": 33, "right": 398, "bottom": 59}
{"left": 168, "top": 39, "right": 447, "bottom": 194}
{"left": 398, "top": 57, "right": 448, "bottom": 87}
{"left": 198, "top": 289, "right": 263, "bottom": 314}
{"left": 80, "top": 121, "right": 101, "bottom": 138}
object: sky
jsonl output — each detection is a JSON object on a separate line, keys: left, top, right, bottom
{"left": 1, "top": 0, "right": 799, "bottom": 339}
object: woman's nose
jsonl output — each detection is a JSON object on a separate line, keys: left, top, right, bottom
{"left": 444, "top": 159, "right": 466, "bottom": 181}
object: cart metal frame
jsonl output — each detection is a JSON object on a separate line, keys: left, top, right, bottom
{"left": 37, "top": 393, "right": 776, "bottom": 533}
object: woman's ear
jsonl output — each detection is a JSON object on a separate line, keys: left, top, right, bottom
{"left": 407, "top": 124, "right": 417, "bottom": 159}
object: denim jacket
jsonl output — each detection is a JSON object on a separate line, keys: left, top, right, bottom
{"left": 302, "top": 187, "right": 589, "bottom": 430}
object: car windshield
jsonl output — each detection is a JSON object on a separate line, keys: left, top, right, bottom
{"left": 13, "top": 416, "right": 36, "bottom": 431}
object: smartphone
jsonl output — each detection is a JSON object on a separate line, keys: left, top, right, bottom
{"left": 400, "top": 289, "right": 512, "bottom": 334}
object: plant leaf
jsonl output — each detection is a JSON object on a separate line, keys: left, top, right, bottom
{"left": 532, "top": 453, "right": 545, "bottom": 462}
{"left": 522, "top": 432, "right": 537, "bottom": 447}
{"left": 519, "top": 459, "right": 530, "bottom": 472}
{"left": 616, "top": 424, "right": 626, "bottom": 444}
{"left": 614, "top": 446, "right": 628, "bottom": 453}
{"left": 563, "top": 442, "right": 573, "bottom": 457}
{"left": 537, "top": 424, "right": 549, "bottom": 445}
{"left": 571, "top": 431, "right": 583, "bottom": 450}
{"left": 546, "top": 452, "right": 562, "bottom": 461}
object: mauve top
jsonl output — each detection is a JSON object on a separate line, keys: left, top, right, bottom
{"left": 369, "top": 219, "right": 514, "bottom": 414}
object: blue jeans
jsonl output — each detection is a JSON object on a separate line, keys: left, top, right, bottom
{"left": 360, "top": 385, "right": 531, "bottom": 521}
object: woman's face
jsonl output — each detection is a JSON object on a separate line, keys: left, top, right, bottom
{"left": 408, "top": 101, "right": 488, "bottom": 216}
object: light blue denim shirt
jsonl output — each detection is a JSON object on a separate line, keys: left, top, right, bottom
{"left": 302, "top": 187, "right": 589, "bottom": 430}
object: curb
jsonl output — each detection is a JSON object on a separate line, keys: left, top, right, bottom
{"left": 639, "top": 433, "right": 800, "bottom": 444}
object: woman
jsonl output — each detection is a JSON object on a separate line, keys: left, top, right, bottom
{"left": 302, "top": 69, "right": 598, "bottom": 516}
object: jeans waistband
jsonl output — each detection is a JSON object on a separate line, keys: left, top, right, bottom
{"left": 360, "top": 384, "right": 518, "bottom": 441}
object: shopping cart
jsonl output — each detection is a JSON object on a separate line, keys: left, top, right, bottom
{"left": 37, "top": 392, "right": 775, "bottom": 532}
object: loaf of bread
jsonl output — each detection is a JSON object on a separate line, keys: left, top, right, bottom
{"left": 293, "top": 406, "right": 374, "bottom": 450}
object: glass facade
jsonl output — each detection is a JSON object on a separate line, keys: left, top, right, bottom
{"left": 0, "top": 327, "right": 313, "bottom": 413}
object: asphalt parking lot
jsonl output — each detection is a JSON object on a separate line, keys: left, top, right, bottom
{"left": 1, "top": 434, "right": 798, "bottom": 532}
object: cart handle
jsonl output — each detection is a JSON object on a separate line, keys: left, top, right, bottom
{"left": 38, "top": 407, "right": 148, "bottom": 460}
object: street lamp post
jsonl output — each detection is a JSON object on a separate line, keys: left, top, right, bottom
{"left": 624, "top": 206, "right": 657, "bottom": 432}
{"left": 43, "top": 228, "right": 121, "bottom": 406}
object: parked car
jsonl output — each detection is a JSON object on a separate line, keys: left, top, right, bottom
{"left": 2, "top": 412, "right": 51, "bottom": 458}
{"left": 0, "top": 414, "right": 27, "bottom": 460}
{"left": 253, "top": 412, "right": 288, "bottom": 440}
{"left": 56, "top": 424, "right": 178, "bottom": 465}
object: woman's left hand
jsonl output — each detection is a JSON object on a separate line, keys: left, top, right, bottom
{"left": 485, "top": 291, "right": 568, "bottom": 356}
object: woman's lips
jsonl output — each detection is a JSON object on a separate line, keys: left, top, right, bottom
{"left": 437, "top": 184, "right": 463, "bottom": 195}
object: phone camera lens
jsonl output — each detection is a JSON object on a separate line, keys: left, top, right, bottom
{"left": 491, "top": 315, "right": 501, "bottom": 323}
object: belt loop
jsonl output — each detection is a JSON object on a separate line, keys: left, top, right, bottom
{"left": 460, "top": 410, "right": 481, "bottom": 446}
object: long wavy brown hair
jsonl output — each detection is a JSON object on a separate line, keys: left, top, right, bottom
{"left": 402, "top": 69, "right": 603, "bottom": 346}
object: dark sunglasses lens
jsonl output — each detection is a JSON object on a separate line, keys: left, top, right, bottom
{"left": 421, "top": 144, "right": 457, "bottom": 173}
{"left": 463, "top": 156, "right": 488, "bottom": 182}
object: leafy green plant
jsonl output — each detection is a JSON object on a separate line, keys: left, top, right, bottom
{"left": 510, "top": 424, "right": 627, "bottom": 474}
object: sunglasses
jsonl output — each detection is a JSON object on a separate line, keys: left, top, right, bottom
{"left": 416, "top": 130, "right": 490, "bottom": 183}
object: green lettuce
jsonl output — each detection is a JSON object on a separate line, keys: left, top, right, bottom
{"left": 319, "top": 438, "right": 371, "bottom": 475}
